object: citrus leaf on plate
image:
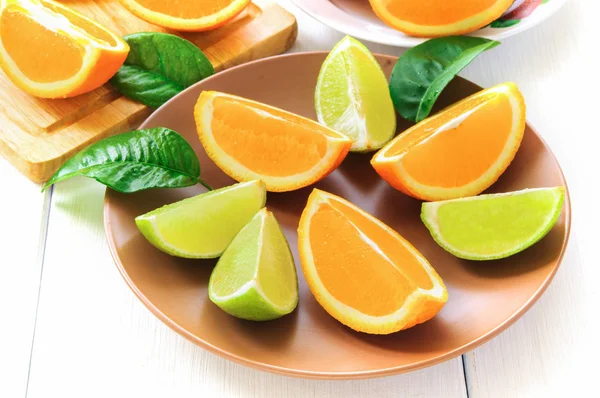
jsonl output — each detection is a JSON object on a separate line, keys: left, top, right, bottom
{"left": 43, "top": 127, "right": 208, "bottom": 193}
{"left": 491, "top": 18, "right": 521, "bottom": 28}
{"left": 389, "top": 36, "right": 500, "bottom": 123}
{"left": 110, "top": 32, "right": 214, "bottom": 108}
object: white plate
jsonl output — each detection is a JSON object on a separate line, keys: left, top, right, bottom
{"left": 292, "top": 0, "right": 569, "bottom": 47}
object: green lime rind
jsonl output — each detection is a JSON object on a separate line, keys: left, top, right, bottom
{"left": 209, "top": 283, "right": 293, "bottom": 321}
{"left": 208, "top": 208, "right": 298, "bottom": 321}
{"left": 315, "top": 36, "right": 396, "bottom": 153}
{"left": 421, "top": 187, "right": 565, "bottom": 261}
{"left": 135, "top": 180, "right": 266, "bottom": 259}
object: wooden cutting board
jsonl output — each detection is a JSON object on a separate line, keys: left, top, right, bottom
{"left": 0, "top": 0, "right": 297, "bottom": 183}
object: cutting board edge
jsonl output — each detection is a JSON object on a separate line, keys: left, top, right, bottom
{"left": 0, "top": 1, "right": 298, "bottom": 183}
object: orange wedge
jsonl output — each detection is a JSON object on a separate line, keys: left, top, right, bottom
{"left": 298, "top": 189, "right": 448, "bottom": 334}
{"left": 195, "top": 91, "right": 352, "bottom": 192}
{"left": 368, "top": 0, "right": 514, "bottom": 37}
{"left": 371, "top": 83, "right": 526, "bottom": 202}
{"left": 117, "top": 0, "right": 251, "bottom": 32}
{"left": 0, "top": 0, "right": 129, "bottom": 98}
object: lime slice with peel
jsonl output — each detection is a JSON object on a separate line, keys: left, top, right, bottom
{"left": 421, "top": 187, "right": 566, "bottom": 261}
{"left": 209, "top": 208, "right": 298, "bottom": 321}
{"left": 135, "top": 180, "right": 266, "bottom": 259}
{"left": 315, "top": 36, "right": 396, "bottom": 152}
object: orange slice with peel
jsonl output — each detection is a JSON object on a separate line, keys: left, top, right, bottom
{"left": 195, "top": 91, "right": 352, "bottom": 192}
{"left": 368, "top": 0, "right": 514, "bottom": 37}
{"left": 371, "top": 82, "right": 526, "bottom": 202}
{"left": 117, "top": 0, "right": 251, "bottom": 32}
{"left": 298, "top": 189, "right": 448, "bottom": 335}
{"left": 0, "top": 0, "right": 129, "bottom": 98}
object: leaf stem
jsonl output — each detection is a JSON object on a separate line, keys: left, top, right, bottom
{"left": 199, "top": 179, "right": 213, "bottom": 191}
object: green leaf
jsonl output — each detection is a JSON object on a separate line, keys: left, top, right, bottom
{"left": 491, "top": 19, "right": 521, "bottom": 28}
{"left": 389, "top": 36, "right": 500, "bottom": 123}
{"left": 43, "top": 128, "right": 208, "bottom": 193}
{"left": 110, "top": 32, "right": 215, "bottom": 109}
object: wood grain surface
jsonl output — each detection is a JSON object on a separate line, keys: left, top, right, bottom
{"left": 0, "top": 0, "right": 297, "bottom": 183}
{"left": 0, "top": 0, "right": 597, "bottom": 397}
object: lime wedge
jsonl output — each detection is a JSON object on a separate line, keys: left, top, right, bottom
{"left": 315, "top": 36, "right": 396, "bottom": 152}
{"left": 421, "top": 187, "right": 566, "bottom": 260}
{"left": 135, "top": 181, "right": 266, "bottom": 259}
{"left": 208, "top": 208, "right": 298, "bottom": 321}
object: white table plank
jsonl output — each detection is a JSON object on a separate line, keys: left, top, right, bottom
{"left": 455, "top": 0, "right": 598, "bottom": 396}
{"left": 27, "top": 178, "right": 467, "bottom": 398}
{"left": 0, "top": 158, "right": 50, "bottom": 398}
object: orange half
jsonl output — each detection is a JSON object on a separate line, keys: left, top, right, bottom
{"left": 195, "top": 91, "right": 352, "bottom": 192}
{"left": 368, "top": 0, "right": 514, "bottom": 37}
{"left": 0, "top": 0, "right": 129, "bottom": 98}
{"left": 298, "top": 189, "right": 447, "bottom": 334}
{"left": 117, "top": 0, "right": 251, "bottom": 32}
{"left": 372, "top": 82, "right": 526, "bottom": 202}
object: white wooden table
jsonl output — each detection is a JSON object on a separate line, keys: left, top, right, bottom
{"left": 1, "top": 1, "right": 597, "bottom": 397}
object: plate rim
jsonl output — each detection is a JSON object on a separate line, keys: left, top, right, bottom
{"left": 103, "top": 52, "right": 572, "bottom": 379}
{"left": 290, "top": 0, "right": 571, "bottom": 47}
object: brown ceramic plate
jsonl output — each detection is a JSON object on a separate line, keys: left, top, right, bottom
{"left": 104, "top": 53, "right": 571, "bottom": 379}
